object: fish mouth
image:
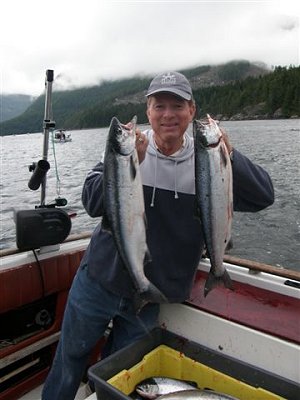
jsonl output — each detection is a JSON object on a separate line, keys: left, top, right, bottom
{"left": 135, "top": 388, "right": 156, "bottom": 399}
{"left": 207, "top": 137, "right": 222, "bottom": 148}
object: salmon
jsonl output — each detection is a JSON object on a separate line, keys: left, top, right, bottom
{"left": 102, "top": 116, "right": 167, "bottom": 311}
{"left": 193, "top": 115, "right": 233, "bottom": 297}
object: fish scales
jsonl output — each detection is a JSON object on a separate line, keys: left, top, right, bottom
{"left": 193, "top": 115, "right": 233, "bottom": 297}
{"left": 103, "top": 116, "right": 166, "bottom": 310}
{"left": 136, "top": 377, "right": 198, "bottom": 398}
{"left": 156, "top": 389, "right": 239, "bottom": 399}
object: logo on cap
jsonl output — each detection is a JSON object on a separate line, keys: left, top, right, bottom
{"left": 161, "top": 73, "right": 176, "bottom": 85}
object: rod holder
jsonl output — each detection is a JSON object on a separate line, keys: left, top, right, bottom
{"left": 28, "top": 159, "right": 50, "bottom": 191}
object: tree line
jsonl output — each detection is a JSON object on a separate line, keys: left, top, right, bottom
{"left": 194, "top": 66, "right": 300, "bottom": 119}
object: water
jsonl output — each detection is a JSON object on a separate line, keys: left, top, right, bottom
{"left": 1, "top": 120, "right": 299, "bottom": 271}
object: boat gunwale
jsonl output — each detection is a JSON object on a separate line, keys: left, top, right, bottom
{"left": 1, "top": 232, "right": 299, "bottom": 281}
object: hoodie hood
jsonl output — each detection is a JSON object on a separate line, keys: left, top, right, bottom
{"left": 140, "top": 129, "right": 195, "bottom": 206}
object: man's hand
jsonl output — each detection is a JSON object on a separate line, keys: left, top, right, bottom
{"left": 122, "top": 122, "right": 149, "bottom": 163}
{"left": 135, "top": 128, "right": 149, "bottom": 163}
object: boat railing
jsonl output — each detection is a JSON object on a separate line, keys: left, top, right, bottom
{"left": 1, "top": 231, "right": 300, "bottom": 282}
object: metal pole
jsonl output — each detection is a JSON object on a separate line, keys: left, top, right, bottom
{"left": 40, "top": 70, "right": 55, "bottom": 205}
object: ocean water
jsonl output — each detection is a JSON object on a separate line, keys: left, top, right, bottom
{"left": 1, "top": 119, "right": 299, "bottom": 271}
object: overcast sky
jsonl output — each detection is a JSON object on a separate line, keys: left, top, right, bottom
{"left": 1, "top": 0, "right": 299, "bottom": 96}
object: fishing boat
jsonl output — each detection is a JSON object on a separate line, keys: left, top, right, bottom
{"left": 53, "top": 129, "right": 72, "bottom": 143}
{"left": 0, "top": 70, "right": 299, "bottom": 400}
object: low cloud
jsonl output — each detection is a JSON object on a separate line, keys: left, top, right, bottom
{"left": 1, "top": 0, "right": 299, "bottom": 95}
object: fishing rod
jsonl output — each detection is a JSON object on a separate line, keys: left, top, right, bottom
{"left": 15, "top": 69, "right": 71, "bottom": 252}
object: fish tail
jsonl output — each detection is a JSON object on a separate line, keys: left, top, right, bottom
{"left": 204, "top": 269, "right": 234, "bottom": 297}
{"left": 134, "top": 283, "right": 168, "bottom": 314}
{"left": 133, "top": 295, "right": 148, "bottom": 314}
{"left": 141, "top": 282, "right": 168, "bottom": 305}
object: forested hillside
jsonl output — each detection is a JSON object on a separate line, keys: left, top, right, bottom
{"left": 1, "top": 61, "right": 299, "bottom": 136}
{"left": 1, "top": 94, "right": 34, "bottom": 122}
{"left": 194, "top": 66, "right": 300, "bottom": 120}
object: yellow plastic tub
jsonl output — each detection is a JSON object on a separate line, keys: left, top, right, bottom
{"left": 88, "top": 329, "right": 295, "bottom": 399}
{"left": 108, "top": 345, "right": 284, "bottom": 399}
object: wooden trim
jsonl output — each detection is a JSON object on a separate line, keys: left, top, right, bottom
{"left": 223, "top": 255, "right": 300, "bottom": 281}
{"left": 0, "top": 231, "right": 92, "bottom": 258}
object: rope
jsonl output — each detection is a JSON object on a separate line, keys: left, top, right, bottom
{"left": 32, "top": 248, "right": 46, "bottom": 298}
{"left": 50, "top": 129, "right": 61, "bottom": 197}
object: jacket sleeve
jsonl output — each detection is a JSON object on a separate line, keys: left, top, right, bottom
{"left": 81, "top": 161, "right": 105, "bottom": 217}
{"left": 232, "top": 149, "right": 274, "bottom": 212}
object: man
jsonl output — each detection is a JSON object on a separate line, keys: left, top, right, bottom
{"left": 42, "top": 71, "right": 274, "bottom": 400}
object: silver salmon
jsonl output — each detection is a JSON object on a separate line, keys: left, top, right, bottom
{"left": 102, "top": 116, "right": 167, "bottom": 310}
{"left": 193, "top": 115, "right": 233, "bottom": 297}
{"left": 156, "top": 389, "right": 239, "bottom": 399}
{"left": 136, "top": 377, "right": 198, "bottom": 398}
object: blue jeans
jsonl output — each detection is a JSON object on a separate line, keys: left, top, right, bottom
{"left": 42, "top": 264, "right": 159, "bottom": 400}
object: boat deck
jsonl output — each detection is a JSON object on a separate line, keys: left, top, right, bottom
{"left": 19, "top": 383, "right": 96, "bottom": 400}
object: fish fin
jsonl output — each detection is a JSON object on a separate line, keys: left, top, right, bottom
{"left": 143, "top": 212, "right": 148, "bottom": 229}
{"left": 101, "top": 213, "right": 112, "bottom": 233}
{"left": 133, "top": 294, "right": 149, "bottom": 314}
{"left": 184, "top": 380, "right": 198, "bottom": 388}
{"left": 130, "top": 155, "right": 137, "bottom": 180}
{"left": 201, "top": 246, "right": 209, "bottom": 259}
{"left": 141, "top": 283, "right": 168, "bottom": 304}
{"left": 225, "top": 238, "right": 233, "bottom": 252}
{"left": 130, "top": 115, "right": 137, "bottom": 130}
{"left": 219, "top": 142, "right": 228, "bottom": 167}
{"left": 142, "top": 215, "right": 152, "bottom": 264}
{"left": 204, "top": 268, "right": 234, "bottom": 297}
{"left": 143, "top": 248, "right": 152, "bottom": 265}
{"left": 193, "top": 202, "right": 202, "bottom": 222}
{"left": 134, "top": 284, "right": 168, "bottom": 314}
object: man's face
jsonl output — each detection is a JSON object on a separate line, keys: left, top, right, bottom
{"left": 146, "top": 93, "right": 196, "bottom": 142}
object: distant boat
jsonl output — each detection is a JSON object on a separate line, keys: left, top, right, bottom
{"left": 53, "top": 129, "right": 72, "bottom": 143}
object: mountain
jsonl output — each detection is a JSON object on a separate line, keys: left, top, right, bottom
{"left": 1, "top": 94, "right": 35, "bottom": 122}
{"left": 1, "top": 61, "right": 299, "bottom": 136}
